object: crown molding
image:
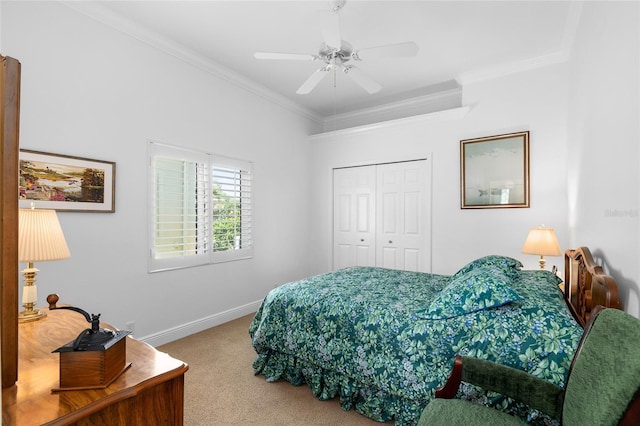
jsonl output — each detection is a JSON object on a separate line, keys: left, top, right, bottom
{"left": 456, "top": 51, "right": 567, "bottom": 86}
{"left": 310, "top": 105, "right": 470, "bottom": 140}
{"left": 58, "top": 1, "right": 584, "bottom": 129}
{"left": 60, "top": 1, "right": 324, "bottom": 125}
{"left": 457, "top": 1, "right": 583, "bottom": 86}
{"left": 322, "top": 87, "right": 462, "bottom": 131}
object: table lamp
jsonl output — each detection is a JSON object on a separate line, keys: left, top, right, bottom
{"left": 521, "top": 226, "right": 561, "bottom": 270}
{"left": 18, "top": 207, "right": 70, "bottom": 322}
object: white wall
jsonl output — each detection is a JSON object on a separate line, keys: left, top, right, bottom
{"left": 309, "top": 64, "right": 570, "bottom": 276}
{"left": 2, "top": 0, "right": 638, "bottom": 348}
{"left": 1, "top": 1, "right": 317, "bottom": 343}
{"left": 567, "top": 1, "right": 640, "bottom": 317}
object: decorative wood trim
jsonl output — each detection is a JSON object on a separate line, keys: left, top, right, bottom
{"left": 1, "top": 54, "right": 21, "bottom": 389}
{"left": 563, "top": 247, "right": 621, "bottom": 327}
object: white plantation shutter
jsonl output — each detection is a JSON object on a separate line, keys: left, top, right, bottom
{"left": 148, "top": 142, "right": 252, "bottom": 272}
{"left": 211, "top": 157, "right": 253, "bottom": 262}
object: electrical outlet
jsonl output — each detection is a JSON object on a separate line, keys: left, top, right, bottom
{"left": 125, "top": 321, "right": 135, "bottom": 336}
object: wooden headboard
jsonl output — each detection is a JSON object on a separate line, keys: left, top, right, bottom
{"left": 564, "top": 247, "right": 622, "bottom": 327}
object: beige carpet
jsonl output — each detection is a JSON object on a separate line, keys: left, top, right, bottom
{"left": 157, "top": 313, "right": 390, "bottom": 425}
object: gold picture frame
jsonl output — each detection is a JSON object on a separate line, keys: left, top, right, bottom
{"left": 460, "top": 131, "right": 530, "bottom": 209}
{"left": 19, "top": 149, "right": 115, "bottom": 212}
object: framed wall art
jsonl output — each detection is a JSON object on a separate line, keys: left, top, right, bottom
{"left": 460, "top": 131, "right": 529, "bottom": 209}
{"left": 19, "top": 149, "right": 116, "bottom": 212}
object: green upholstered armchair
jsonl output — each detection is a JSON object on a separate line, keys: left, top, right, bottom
{"left": 418, "top": 307, "right": 640, "bottom": 425}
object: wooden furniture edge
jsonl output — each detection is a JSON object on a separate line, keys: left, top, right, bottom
{"left": 620, "top": 392, "right": 640, "bottom": 426}
{"left": 44, "top": 358, "right": 188, "bottom": 426}
{"left": 51, "top": 362, "right": 133, "bottom": 393}
{"left": 5, "top": 307, "right": 189, "bottom": 425}
{"left": 434, "top": 355, "right": 463, "bottom": 399}
{"left": 1, "top": 54, "right": 21, "bottom": 389}
{"left": 564, "top": 247, "right": 622, "bottom": 327}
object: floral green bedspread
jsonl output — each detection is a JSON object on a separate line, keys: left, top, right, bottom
{"left": 249, "top": 266, "right": 582, "bottom": 425}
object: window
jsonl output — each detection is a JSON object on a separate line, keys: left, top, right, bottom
{"left": 148, "top": 142, "right": 252, "bottom": 272}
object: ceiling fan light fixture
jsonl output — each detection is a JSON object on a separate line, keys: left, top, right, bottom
{"left": 328, "top": 0, "right": 346, "bottom": 13}
{"left": 319, "top": 41, "right": 352, "bottom": 63}
{"left": 253, "top": 0, "right": 417, "bottom": 95}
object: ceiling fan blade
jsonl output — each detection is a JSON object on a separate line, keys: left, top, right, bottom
{"left": 343, "top": 66, "right": 381, "bottom": 94}
{"left": 319, "top": 10, "right": 341, "bottom": 50}
{"left": 254, "top": 52, "right": 318, "bottom": 61}
{"left": 352, "top": 41, "right": 419, "bottom": 61}
{"left": 297, "top": 67, "right": 331, "bottom": 94}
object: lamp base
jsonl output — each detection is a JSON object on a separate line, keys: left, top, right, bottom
{"left": 18, "top": 308, "right": 47, "bottom": 323}
{"left": 538, "top": 256, "right": 547, "bottom": 270}
{"left": 19, "top": 268, "right": 46, "bottom": 323}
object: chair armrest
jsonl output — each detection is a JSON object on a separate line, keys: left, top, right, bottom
{"left": 434, "top": 356, "right": 464, "bottom": 399}
{"left": 435, "top": 355, "right": 564, "bottom": 419}
{"left": 620, "top": 392, "right": 640, "bottom": 426}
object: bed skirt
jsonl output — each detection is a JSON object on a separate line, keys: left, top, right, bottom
{"left": 253, "top": 348, "right": 427, "bottom": 425}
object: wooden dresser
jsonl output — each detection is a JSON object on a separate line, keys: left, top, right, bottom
{"left": 2, "top": 307, "right": 188, "bottom": 425}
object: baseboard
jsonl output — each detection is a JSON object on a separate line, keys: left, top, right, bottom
{"left": 139, "top": 299, "right": 262, "bottom": 347}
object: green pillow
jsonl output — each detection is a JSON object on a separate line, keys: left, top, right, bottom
{"left": 421, "top": 266, "right": 523, "bottom": 319}
{"left": 451, "top": 255, "right": 523, "bottom": 281}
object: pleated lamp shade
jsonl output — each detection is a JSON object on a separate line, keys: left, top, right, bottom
{"left": 19, "top": 208, "right": 70, "bottom": 263}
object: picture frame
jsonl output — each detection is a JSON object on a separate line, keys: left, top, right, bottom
{"left": 19, "top": 149, "right": 115, "bottom": 212}
{"left": 460, "top": 131, "right": 529, "bottom": 209}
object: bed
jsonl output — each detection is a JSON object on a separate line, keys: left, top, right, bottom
{"left": 249, "top": 248, "right": 621, "bottom": 425}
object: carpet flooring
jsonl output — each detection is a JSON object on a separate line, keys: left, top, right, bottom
{"left": 157, "top": 313, "right": 388, "bottom": 425}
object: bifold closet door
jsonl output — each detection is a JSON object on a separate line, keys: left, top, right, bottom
{"left": 333, "top": 166, "right": 376, "bottom": 270}
{"left": 333, "top": 160, "right": 430, "bottom": 272}
{"left": 376, "top": 160, "right": 429, "bottom": 272}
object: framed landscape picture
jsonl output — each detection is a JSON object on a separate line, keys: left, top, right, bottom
{"left": 460, "top": 131, "right": 530, "bottom": 209}
{"left": 19, "top": 150, "right": 115, "bottom": 212}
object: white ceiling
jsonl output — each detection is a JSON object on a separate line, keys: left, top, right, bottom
{"left": 71, "top": 1, "right": 579, "bottom": 120}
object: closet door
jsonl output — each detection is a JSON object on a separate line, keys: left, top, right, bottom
{"left": 333, "top": 166, "right": 376, "bottom": 270}
{"left": 376, "top": 160, "right": 429, "bottom": 272}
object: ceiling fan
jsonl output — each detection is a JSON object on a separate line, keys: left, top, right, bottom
{"left": 254, "top": 0, "right": 419, "bottom": 95}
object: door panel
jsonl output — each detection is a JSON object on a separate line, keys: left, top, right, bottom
{"left": 335, "top": 244, "right": 352, "bottom": 270}
{"left": 356, "top": 194, "right": 372, "bottom": 233}
{"left": 404, "top": 248, "right": 420, "bottom": 271}
{"left": 333, "top": 166, "right": 376, "bottom": 270}
{"left": 376, "top": 161, "right": 429, "bottom": 272}
{"left": 381, "top": 246, "right": 397, "bottom": 269}
{"left": 404, "top": 191, "right": 420, "bottom": 234}
{"left": 333, "top": 159, "right": 431, "bottom": 273}
{"left": 381, "top": 192, "right": 398, "bottom": 234}
{"left": 337, "top": 194, "right": 351, "bottom": 231}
